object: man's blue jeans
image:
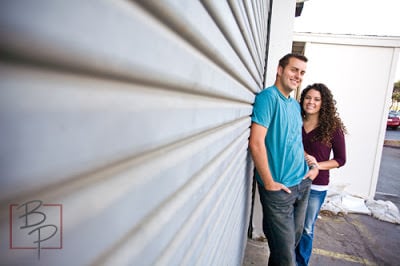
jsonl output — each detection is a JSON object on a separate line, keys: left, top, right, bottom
{"left": 258, "top": 178, "right": 311, "bottom": 266}
{"left": 295, "top": 189, "right": 327, "bottom": 266}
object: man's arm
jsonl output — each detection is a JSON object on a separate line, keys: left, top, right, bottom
{"left": 249, "top": 122, "right": 291, "bottom": 193}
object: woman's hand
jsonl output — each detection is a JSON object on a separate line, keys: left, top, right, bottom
{"left": 304, "top": 167, "right": 319, "bottom": 180}
{"left": 304, "top": 154, "right": 319, "bottom": 180}
{"left": 305, "top": 154, "right": 318, "bottom": 167}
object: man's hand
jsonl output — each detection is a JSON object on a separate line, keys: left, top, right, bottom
{"left": 264, "top": 180, "right": 291, "bottom": 193}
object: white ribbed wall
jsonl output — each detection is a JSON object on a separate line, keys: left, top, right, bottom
{"left": 0, "top": 1, "right": 274, "bottom": 265}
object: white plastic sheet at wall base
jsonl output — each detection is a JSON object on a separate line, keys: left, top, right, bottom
{"left": 365, "top": 200, "right": 400, "bottom": 224}
{"left": 321, "top": 185, "right": 400, "bottom": 224}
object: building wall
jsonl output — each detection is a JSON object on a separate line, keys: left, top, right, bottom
{"left": 264, "top": 0, "right": 297, "bottom": 87}
{"left": 293, "top": 33, "right": 400, "bottom": 199}
{"left": 0, "top": 1, "right": 297, "bottom": 265}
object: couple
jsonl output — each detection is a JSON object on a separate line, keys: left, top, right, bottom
{"left": 249, "top": 53, "right": 347, "bottom": 266}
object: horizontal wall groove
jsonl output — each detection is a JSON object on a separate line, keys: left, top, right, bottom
{"left": 0, "top": 117, "right": 251, "bottom": 214}
{"left": 186, "top": 165, "right": 249, "bottom": 265}
{"left": 243, "top": 0, "right": 264, "bottom": 69}
{"left": 0, "top": 53, "right": 255, "bottom": 104}
{"left": 167, "top": 156, "right": 249, "bottom": 266}
{"left": 133, "top": 0, "right": 261, "bottom": 94}
{"left": 95, "top": 130, "right": 250, "bottom": 265}
{"left": 204, "top": 182, "right": 248, "bottom": 265}
{"left": 228, "top": 0, "right": 264, "bottom": 79}
{"left": 0, "top": 1, "right": 255, "bottom": 103}
{"left": 200, "top": 0, "right": 262, "bottom": 89}
{"left": 155, "top": 155, "right": 248, "bottom": 265}
{"left": 0, "top": 62, "right": 254, "bottom": 203}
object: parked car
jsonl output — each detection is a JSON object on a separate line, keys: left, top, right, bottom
{"left": 387, "top": 112, "right": 400, "bottom": 129}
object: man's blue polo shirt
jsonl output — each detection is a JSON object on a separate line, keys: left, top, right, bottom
{"left": 251, "top": 86, "right": 308, "bottom": 187}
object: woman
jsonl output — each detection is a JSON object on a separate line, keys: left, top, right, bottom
{"left": 296, "top": 83, "right": 347, "bottom": 266}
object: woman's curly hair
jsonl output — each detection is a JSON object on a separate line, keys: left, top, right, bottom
{"left": 300, "top": 83, "right": 347, "bottom": 146}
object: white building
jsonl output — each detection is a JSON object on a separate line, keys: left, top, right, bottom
{"left": 251, "top": 31, "right": 400, "bottom": 241}
{"left": 293, "top": 32, "right": 400, "bottom": 198}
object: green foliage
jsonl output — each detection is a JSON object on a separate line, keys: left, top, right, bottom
{"left": 394, "top": 80, "right": 400, "bottom": 89}
{"left": 393, "top": 81, "right": 400, "bottom": 102}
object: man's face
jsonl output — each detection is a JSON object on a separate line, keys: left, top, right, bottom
{"left": 278, "top": 57, "right": 307, "bottom": 94}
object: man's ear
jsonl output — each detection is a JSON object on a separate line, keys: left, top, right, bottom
{"left": 277, "top": 66, "right": 283, "bottom": 77}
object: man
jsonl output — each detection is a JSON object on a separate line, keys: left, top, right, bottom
{"left": 249, "top": 53, "right": 319, "bottom": 265}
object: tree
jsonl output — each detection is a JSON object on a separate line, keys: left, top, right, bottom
{"left": 391, "top": 81, "right": 400, "bottom": 110}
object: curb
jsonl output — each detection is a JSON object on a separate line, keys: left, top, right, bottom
{"left": 384, "top": 139, "right": 400, "bottom": 148}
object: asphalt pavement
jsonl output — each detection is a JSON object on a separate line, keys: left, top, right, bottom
{"left": 377, "top": 128, "right": 400, "bottom": 211}
{"left": 243, "top": 128, "right": 400, "bottom": 266}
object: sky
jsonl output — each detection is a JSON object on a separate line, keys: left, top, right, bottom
{"left": 294, "top": 0, "right": 400, "bottom": 36}
{"left": 294, "top": 0, "right": 400, "bottom": 80}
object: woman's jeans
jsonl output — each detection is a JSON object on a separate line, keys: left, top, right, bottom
{"left": 295, "top": 189, "right": 327, "bottom": 266}
{"left": 258, "top": 178, "right": 311, "bottom": 266}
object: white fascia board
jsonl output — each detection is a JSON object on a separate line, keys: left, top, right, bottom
{"left": 293, "top": 32, "right": 400, "bottom": 47}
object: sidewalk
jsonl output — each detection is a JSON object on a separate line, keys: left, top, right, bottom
{"left": 243, "top": 212, "right": 400, "bottom": 266}
{"left": 243, "top": 144, "right": 400, "bottom": 265}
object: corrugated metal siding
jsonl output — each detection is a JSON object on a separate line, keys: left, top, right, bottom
{"left": 0, "top": 1, "right": 269, "bottom": 265}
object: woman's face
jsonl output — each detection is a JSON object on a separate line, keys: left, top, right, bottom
{"left": 303, "top": 88, "right": 322, "bottom": 116}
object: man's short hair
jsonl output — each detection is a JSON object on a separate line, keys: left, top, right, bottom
{"left": 279, "top": 53, "right": 308, "bottom": 69}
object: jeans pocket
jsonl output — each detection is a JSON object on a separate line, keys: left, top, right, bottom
{"left": 266, "top": 189, "right": 294, "bottom": 206}
{"left": 303, "top": 177, "right": 312, "bottom": 184}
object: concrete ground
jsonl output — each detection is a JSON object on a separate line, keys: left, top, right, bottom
{"left": 243, "top": 211, "right": 400, "bottom": 266}
{"left": 374, "top": 146, "right": 400, "bottom": 210}
{"left": 243, "top": 144, "right": 400, "bottom": 266}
